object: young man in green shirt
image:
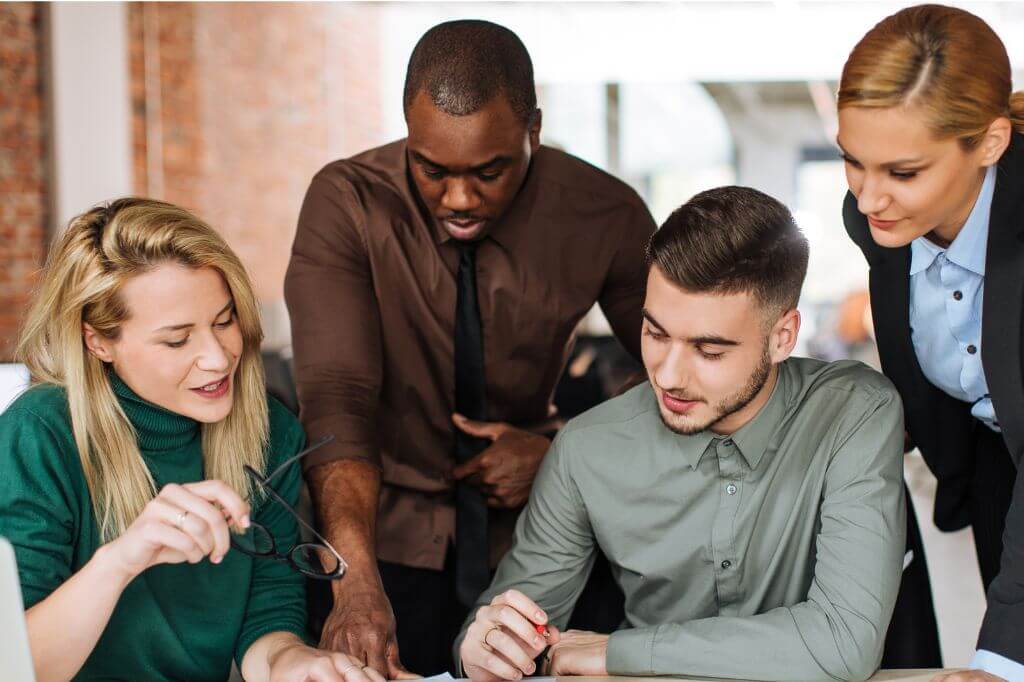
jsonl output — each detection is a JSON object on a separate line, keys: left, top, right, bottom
{"left": 457, "top": 186, "right": 906, "bottom": 682}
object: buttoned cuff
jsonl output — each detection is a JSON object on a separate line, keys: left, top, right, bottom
{"left": 606, "top": 627, "right": 657, "bottom": 675}
{"left": 971, "top": 649, "right": 1023, "bottom": 680}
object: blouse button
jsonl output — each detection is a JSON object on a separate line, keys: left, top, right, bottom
{"left": 967, "top": 344, "right": 977, "bottom": 355}
{"left": 953, "top": 290, "right": 963, "bottom": 301}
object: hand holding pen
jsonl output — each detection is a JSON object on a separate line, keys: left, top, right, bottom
{"left": 459, "top": 589, "right": 560, "bottom": 682}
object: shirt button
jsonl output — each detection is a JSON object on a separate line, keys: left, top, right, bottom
{"left": 953, "top": 290, "right": 963, "bottom": 301}
{"left": 967, "top": 344, "right": 977, "bottom": 355}
{"left": 721, "top": 560, "right": 732, "bottom": 569}
{"left": 723, "top": 439, "right": 734, "bottom": 447}
{"left": 726, "top": 483, "right": 737, "bottom": 495}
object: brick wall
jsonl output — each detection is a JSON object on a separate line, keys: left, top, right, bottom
{"left": 130, "top": 3, "right": 202, "bottom": 206}
{"left": 0, "top": 3, "right": 48, "bottom": 361}
{"left": 0, "top": 3, "right": 389, "bottom": 360}
{"left": 128, "top": 2, "right": 387, "bottom": 347}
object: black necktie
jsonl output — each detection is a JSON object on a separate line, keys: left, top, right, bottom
{"left": 454, "top": 242, "right": 490, "bottom": 607}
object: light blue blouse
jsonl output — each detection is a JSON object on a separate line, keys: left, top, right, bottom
{"left": 909, "top": 165, "right": 999, "bottom": 431}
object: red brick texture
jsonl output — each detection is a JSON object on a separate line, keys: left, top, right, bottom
{"left": 0, "top": 3, "right": 388, "bottom": 362}
{"left": 127, "top": 2, "right": 386, "bottom": 305}
{"left": 0, "top": 3, "right": 48, "bottom": 361}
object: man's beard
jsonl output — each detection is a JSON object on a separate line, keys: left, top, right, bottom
{"left": 658, "top": 343, "right": 773, "bottom": 436}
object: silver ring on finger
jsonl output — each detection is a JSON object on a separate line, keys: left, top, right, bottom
{"left": 174, "top": 510, "right": 190, "bottom": 530}
{"left": 340, "top": 663, "right": 359, "bottom": 675}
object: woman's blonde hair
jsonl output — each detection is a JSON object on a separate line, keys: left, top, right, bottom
{"left": 17, "top": 197, "right": 268, "bottom": 541}
{"left": 838, "top": 4, "right": 1024, "bottom": 149}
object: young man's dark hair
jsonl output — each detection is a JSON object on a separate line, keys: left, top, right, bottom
{"left": 647, "top": 186, "right": 810, "bottom": 320}
{"left": 402, "top": 19, "right": 539, "bottom": 125}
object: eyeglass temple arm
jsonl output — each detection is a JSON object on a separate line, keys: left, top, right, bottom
{"left": 257, "top": 478, "right": 347, "bottom": 569}
{"left": 261, "top": 434, "right": 336, "bottom": 487}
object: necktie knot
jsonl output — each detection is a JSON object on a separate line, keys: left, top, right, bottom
{"left": 457, "top": 241, "right": 479, "bottom": 265}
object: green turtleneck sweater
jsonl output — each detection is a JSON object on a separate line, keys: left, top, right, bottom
{"left": 0, "top": 376, "right": 308, "bottom": 681}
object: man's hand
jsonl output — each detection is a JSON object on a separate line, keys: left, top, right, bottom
{"left": 305, "top": 460, "right": 417, "bottom": 679}
{"left": 541, "top": 630, "right": 609, "bottom": 677}
{"left": 933, "top": 672, "right": 1006, "bottom": 682}
{"left": 461, "top": 589, "right": 560, "bottom": 682}
{"left": 451, "top": 414, "right": 550, "bottom": 508}
{"left": 267, "top": 640, "right": 386, "bottom": 682}
{"left": 319, "top": 579, "right": 418, "bottom": 680}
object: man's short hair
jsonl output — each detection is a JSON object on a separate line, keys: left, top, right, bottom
{"left": 402, "top": 20, "right": 538, "bottom": 126}
{"left": 647, "top": 186, "right": 809, "bottom": 319}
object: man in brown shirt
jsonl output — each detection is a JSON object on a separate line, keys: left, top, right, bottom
{"left": 284, "top": 20, "right": 655, "bottom": 676}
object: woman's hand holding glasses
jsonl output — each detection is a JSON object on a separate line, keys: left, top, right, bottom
{"left": 98, "top": 435, "right": 345, "bottom": 584}
{"left": 101, "top": 479, "right": 251, "bottom": 582}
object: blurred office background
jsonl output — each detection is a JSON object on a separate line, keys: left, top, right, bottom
{"left": 5, "top": 0, "right": 1024, "bottom": 667}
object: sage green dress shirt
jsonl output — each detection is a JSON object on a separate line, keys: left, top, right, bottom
{"left": 456, "top": 357, "right": 906, "bottom": 682}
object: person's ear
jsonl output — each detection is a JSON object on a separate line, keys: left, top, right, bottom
{"left": 528, "top": 109, "right": 542, "bottom": 152}
{"left": 82, "top": 323, "right": 114, "bottom": 363}
{"left": 979, "top": 116, "right": 1012, "bottom": 167}
{"left": 768, "top": 309, "right": 801, "bottom": 364}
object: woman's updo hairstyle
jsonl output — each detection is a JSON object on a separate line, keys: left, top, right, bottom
{"left": 839, "top": 4, "right": 1024, "bottom": 150}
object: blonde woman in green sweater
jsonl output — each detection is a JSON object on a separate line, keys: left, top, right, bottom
{"left": 0, "top": 198, "right": 384, "bottom": 682}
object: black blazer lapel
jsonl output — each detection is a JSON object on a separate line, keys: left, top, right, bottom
{"left": 870, "top": 249, "right": 924, "bottom": 399}
{"left": 982, "top": 133, "right": 1024, "bottom": 463}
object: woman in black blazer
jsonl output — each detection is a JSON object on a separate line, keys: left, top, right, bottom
{"left": 838, "top": 6, "right": 1024, "bottom": 681}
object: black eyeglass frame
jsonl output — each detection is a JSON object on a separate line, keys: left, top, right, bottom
{"left": 231, "top": 435, "right": 347, "bottom": 581}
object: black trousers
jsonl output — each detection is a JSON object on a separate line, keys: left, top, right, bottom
{"left": 378, "top": 547, "right": 624, "bottom": 676}
{"left": 881, "top": 423, "right": 1016, "bottom": 668}
{"left": 881, "top": 484, "right": 942, "bottom": 668}
{"left": 969, "top": 423, "right": 1017, "bottom": 590}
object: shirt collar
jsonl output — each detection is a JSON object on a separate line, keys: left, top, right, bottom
{"left": 909, "top": 165, "right": 994, "bottom": 277}
{"left": 946, "top": 165, "right": 994, "bottom": 276}
{"left": 909, "top": 235, "right": 943, "bottom": 276}
{"left": 672, "top": 362, "right": 788, "bottom": 471}
{"left": 673, "top": 428, "right": 717, "bottom": 471}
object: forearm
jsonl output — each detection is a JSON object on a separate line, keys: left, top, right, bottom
{"left": 240, "top": 631, "right": 306, "bottom": 682}
{"left": 25, "top": 543, "right": 133, "bottom": 682}
{"left": 307, "top": 458, "right": 382, "bottom": 597}
{"left": 608, "top": 602, "right": 882, "bottom": 682}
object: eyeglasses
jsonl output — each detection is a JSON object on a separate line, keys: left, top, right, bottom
{"left": 231, "top": 435, "right": 347, "bottom": 581}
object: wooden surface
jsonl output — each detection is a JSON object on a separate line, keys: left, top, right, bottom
{"left": 563, "top": 672, "right": 953, "bottom": 682}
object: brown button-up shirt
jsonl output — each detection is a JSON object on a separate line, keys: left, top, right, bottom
{"left": 284, "top": 139, "right": 656, "bottom": 570}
